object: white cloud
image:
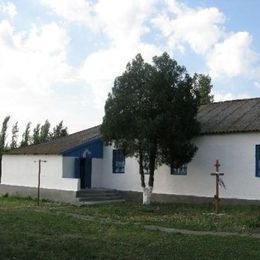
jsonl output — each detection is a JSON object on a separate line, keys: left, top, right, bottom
{"left": 1, "top": 0, "right": 163, "bottom": 133}
{"left": 41, "top": 0, "right": 158, "bottom": 47}
{"left": 214, "top": 92, "right": 250, "bottom": 102}
{"left": 0, "top": 20, "right": 86, "bottom": 133}
{"left": 39, "top": 0, "right": 260, "bottom": 82}
{"left": 1, "top": 0, "right": 259, "bottom": 135}
{"left": 254, "top": 81, "right": 260, "bottom": 88}
{"left": 93, "top": 0, "right": 157, "bottom": 46}
{"left": 151, "top": 0, "right": 260, "bottom": 82}
{"left": 152, "top": 1, "right": 225, "bottom": 54}
{"left": 41, "top": 0, "right": 162, "bottom": 107}
{"left": 0, "top": 21, "right": 73, "bottom": 93}
{"left": 207, "top": 32, "right": 256, "bottom": 78}
{"left": 40, "top": 0, "right": 94, "bottom": 25}
{"left": 0, "top": 1, "right": 17, "bottom": 19}
{"left": 79, "top": 42, "right": 161, "bottom": 107}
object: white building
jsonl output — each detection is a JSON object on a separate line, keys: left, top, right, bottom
{"left": 0, "top": 98, "right": 260, "bottom": 204}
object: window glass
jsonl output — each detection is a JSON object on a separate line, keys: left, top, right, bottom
{"left": 113, "top": 150, "right": 125, "bottom": 173}
{"left": 171, "top": 164, "right": 187, "bottom": 175}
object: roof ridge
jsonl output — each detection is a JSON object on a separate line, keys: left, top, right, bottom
{"left": 6, "top": 125, "right": 101, "bottom": 154}
{"left": 67, "top": 124, "right": 101, "bottom": 137}
{"left": 212, "top": 97, "right": 260, "bottom": 105}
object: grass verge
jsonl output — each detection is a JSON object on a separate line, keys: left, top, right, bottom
{"left": 0, "top": 197, "right": 260, "bottom": 259}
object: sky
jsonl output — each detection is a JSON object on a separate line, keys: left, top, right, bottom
{"left": 0, "top": 0, "right": 259, "bottom": 136}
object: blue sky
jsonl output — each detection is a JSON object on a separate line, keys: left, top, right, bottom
{"left": 0, "top": 0, "right": 259, "bottom": 135}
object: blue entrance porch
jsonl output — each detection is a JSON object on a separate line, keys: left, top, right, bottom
{"left": 62, "top": 138, "right": 103, "bottom": 189}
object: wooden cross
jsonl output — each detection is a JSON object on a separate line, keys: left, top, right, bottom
{"left": 211, "top": 160, "right": 224, "bottom": 214}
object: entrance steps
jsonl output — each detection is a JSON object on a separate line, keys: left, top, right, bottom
{"left": 76, "top": 188, "right": 124, "bottom": 204}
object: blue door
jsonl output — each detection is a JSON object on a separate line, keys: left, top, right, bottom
{"left": 75, "top": 157, "right": 92, "bottom": 189}
{"left": 85, "top": 156, "right": 92, "bottom": 188}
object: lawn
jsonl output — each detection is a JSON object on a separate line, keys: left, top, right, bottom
{"left": 0, "top": 196, "right": 260, "bottom": 259}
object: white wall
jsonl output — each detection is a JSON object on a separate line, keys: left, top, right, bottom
{"left": 100, "top": 133, "right": 260, "bottom": 200}
{"left": 2, "top": 155, "right": 79, "bottom": 191}
{"left": 62, "top": 157, "right": 76, "bottom": 178}
{"left": 92, "top": 158, "right": 103, "bottom": 188}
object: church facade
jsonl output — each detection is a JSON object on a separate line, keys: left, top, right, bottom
{"left": 1, "top": 98, "right": 260, "bottom": 203}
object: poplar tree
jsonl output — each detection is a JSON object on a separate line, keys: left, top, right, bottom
{"left": 32, "top": 124, "right": 41, "bottom": 144}
{"left": 51, "top": 121, "right": 68, "bottom": 139}
{"left": 20, "top": 122, "right": 31, "bottom": 147}
{"left": 0, "top": 116, "right": 10, "bottom": 152}
{"left": 10, "top": 122, "right": 19, "bottom": 149}
{"left": 39, "top": 120, "right": 50, "bottom": 143}
{"left": 0, "top": 116, "right": 10, "bottom": 181}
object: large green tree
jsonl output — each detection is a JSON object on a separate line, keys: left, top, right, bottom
{"left": 101, "top": 54, "right": 152, "bottom": 188}
{"left": 101, "top": 53, "right": 200, "bottom": 203}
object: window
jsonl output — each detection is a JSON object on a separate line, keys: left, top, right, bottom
{"left": 113, "top": 150, "right": 125, "bottom": 173}
{"left": 171, "top": 164, "right": 187, "bottom": 175}
{"left": 256, "top": 145, "right": 260, "bottom": 177}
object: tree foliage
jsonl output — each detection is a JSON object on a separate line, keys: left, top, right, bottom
{"left": 51, "top": 121, "right": 68, "bottom": 139}
{"left": 193, "top": 73, "right": 214, "bottom": 105}
{"left": 39, "top": 120, "right": 51, "bottom": 143}
{"left": 10, "top": 122, "right": 19, "bottom": 150}
{"left": 32, "top": 120, "right": 68, "bottom": 144}
{"left": 32, "top": 124, "right": 41, "bottom": 144}
{"left": 20, "top": 122, "right": 31, "bottom": 147}
{"left": 101, "top": 53, "right": 201, "bottom": 189}
{"left": 0, "top": 116, "right": 10, "bottom": 153}
{"left": 0, "top": 117, "right": 69, "bottom": 150}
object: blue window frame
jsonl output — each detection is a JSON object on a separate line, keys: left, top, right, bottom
{"left": 113, "top": 149, "right": 125, "bottom": 173}
{"left": 171, "top": 164, "right": 187, "bottom": 175}
{"left": 256, "top": 145, "right": 260, "bottom": 177}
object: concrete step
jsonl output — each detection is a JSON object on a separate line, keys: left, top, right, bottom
{"left": 76, "top": 189, "right": 118, "bottom": 196}
{"left": 78, "top": 195, "right": 123, "bottom": 202}
{"left": 77, "top": 199, "right": 125, "bottom": 205}
{"left": 76, "top": 189, "right": 123, "bottom": 203}
{"left": 76, "top": 191, "right": 120, "bottom": 197}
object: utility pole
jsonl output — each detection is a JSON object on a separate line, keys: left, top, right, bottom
{"left": 34, "top": 159, "right": 47, "bottom": 206}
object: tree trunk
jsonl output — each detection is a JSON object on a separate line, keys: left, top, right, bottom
{"left": 143, "top": 145, "right": 156, "bottom": 205}
{"left": 143, "top": 186, "right": 153, "bottom": 205}
{"left": 0, "top": 155, "right": 2, "bottom": 183}
{"left": 148, "top": 147, "right": 156, "bottom": 187}
{"left": 139, "top": 150, "right": 145, "bottom": 188}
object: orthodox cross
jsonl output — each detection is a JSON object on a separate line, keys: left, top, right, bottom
{"left": 211, "top": 160, "right": 224, "bottom": 214}
{"left": 34, "top": 159, "right": 47, "bottom": 206}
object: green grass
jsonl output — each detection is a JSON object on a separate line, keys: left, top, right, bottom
{"left": 0, "top": 197, "right": 260, "bottom": 259}
{"left": 49, "top": 199, "right": 260, "bottom": 233}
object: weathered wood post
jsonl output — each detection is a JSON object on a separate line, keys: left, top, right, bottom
{"left": 211, "top": 160, "right": 224, "bottom": 214}
{"left": 34, "top": 159, "right": 47, "bottom": 206}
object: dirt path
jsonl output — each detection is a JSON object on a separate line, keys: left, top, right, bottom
{"left": 144, "top": 225, "right": 260, "bottom": 239}
{"left": 33, "top": 207, "right": 260, "bottom": 239}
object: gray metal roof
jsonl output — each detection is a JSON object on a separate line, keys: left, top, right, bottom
{"left": 7, "top": 125, "right": 101, "bottom": 155}
{"left": 198, "top": 97, "right": 260, "bottom": 134}
{"left": 6, "top": 98, "right": 260, "bottom": 155}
